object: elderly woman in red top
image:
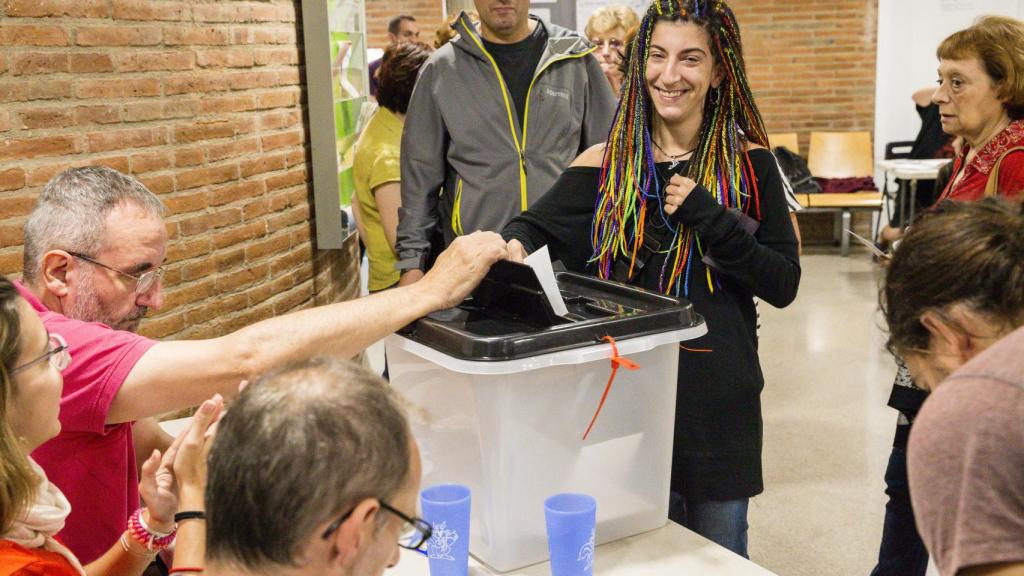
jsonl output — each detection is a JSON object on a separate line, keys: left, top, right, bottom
{"left": 870, "top": 17, "right": 1024, "bottom": 576}
{"left": 934, "top": 15, "right": 1024, "bottom": 200}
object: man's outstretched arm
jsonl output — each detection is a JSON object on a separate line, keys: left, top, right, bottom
{"left": 109, "top": 232, "right": 508, "bottom": 423}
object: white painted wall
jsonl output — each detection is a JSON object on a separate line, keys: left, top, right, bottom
{"left": 873, "top": 0, "right": 1024, "bottom": 162}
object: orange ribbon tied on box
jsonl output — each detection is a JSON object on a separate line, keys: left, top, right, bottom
{"left": 582, "top": 336, "right": 641, "bottom": 440}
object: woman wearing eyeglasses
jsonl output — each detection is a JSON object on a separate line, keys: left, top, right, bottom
{"left": 585, "top": 5, "right": 639, "bottom": 94}
{"left": 0, "top": 275, "right": 219, "bottom": 576}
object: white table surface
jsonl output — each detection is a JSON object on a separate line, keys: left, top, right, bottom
{"left": 876, "top": 158, "right": 947, "bottom": 180}
{"left": 389, "top": 522, "right": 778, "bottom": 576}
{"left": 877, "top": 158, "right": 950, "bottom": 224}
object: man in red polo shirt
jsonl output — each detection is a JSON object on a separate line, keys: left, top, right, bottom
{"left": 18, "top": 166, "right": 506, "bottom": 563}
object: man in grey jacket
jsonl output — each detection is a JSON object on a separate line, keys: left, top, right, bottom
{"left": 395, "top": 0, "right": 616, "bottom": 282}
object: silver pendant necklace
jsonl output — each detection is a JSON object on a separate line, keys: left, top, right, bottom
{"left": 651, "top": 139, "right": 693, "bottom": 170}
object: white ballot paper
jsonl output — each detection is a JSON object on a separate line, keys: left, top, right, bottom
{"left": 524, "top": 245, "right": 570, "bottom": 318}
{"left": 844, "top": 228, "right": 889, "bottom": 259}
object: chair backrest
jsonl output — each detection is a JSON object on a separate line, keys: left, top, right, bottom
{"left": 884, "top": 140, "right": 915, "bottom": 159}
{"left": 808, "top": 131, "right": 873, "bottom": 178}
{"left": 769, "top": 132, "right": 800, "bottom": 155}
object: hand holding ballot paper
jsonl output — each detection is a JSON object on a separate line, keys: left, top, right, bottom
{"left": 505, "top": 240, "right": 570, "bottom": 317}
{"left": 406, "top": 234, "right": 558, "bottom": 312}
{"left": 418, "top": 231, "right": 510, "bottom": 308}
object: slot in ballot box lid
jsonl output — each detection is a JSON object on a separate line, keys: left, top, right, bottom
{"left": 399, "top": 260, "right": 702, "bottom": 361}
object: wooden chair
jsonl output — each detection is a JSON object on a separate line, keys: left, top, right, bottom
{"left": 807, "top": 131, "right": 873, "bottom": 178}
{"left": 768, "top": 132, "right": 799, "bottom": 155}
{"left": 802, "top": 131, "right": 882, "bottom": 256}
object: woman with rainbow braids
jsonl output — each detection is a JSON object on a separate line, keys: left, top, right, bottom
{"left": 503, "top": 0, "right": 799, "bottom": 556}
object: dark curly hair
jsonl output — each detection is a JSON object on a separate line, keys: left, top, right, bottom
{"left": 377, "top": 41, "right": 433, "bottom": 115}
{"left": 882, "top": 198, "right": 1024, "bottom": 356}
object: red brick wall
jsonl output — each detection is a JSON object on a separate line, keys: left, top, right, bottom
{"left": 366, "top": 1, "right": 444, "bottom": 49}
{"left": 0, "top": 0, "right": 359, "bottom": 341}
{"left": 732, "top": 0, "right": 879, "bottom": 154}
{"left": 366, "top": 0, "right": 879, "bottom": 149}
{"left": 729, "top": 0, "right": 880, "bottom": 243}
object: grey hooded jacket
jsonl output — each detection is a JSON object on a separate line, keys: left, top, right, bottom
{"left": 395, "top": 12, "right": 616, "bottom": 271}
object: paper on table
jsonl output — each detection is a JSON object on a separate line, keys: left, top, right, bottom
{"left": 524, "top": 245, "right": 569, "bottom": 317}
{"left": 844, "top": 228, "right": 888, "bottom": 259}
{"left": 885, "top": 158, "right": 948, "bottom": 169}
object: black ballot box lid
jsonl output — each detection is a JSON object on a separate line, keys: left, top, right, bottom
{"left": 399, "top": 260, "right": 703, "bottom": 361}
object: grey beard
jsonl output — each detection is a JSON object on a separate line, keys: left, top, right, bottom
{"left": 65, "top": 271, "right": 147, "bottom": 332}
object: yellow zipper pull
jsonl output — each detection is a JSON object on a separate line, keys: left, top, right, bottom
{"left": 520, "top": 151, "right": 528, "bottom": 175}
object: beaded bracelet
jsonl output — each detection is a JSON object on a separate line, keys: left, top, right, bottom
{"left": 127, "top": 507, "right": 177, "bottom": 551}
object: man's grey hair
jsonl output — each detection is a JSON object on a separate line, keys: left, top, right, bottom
{"left": 205, "top": 357, "right": 413, "bottom": 570}
{"left": 22, "top": 166, "right": 164, "bottom": 282}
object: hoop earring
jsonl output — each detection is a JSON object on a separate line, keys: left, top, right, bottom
{"left": 707, "top": 85, "right": 721, "bottom": 104}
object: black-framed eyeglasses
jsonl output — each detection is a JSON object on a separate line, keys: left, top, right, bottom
{"left": 67, "top": 251, "right": 164, "bottom": 295}
{"left": 321, "top": 499, "right": 433, "bottom": 551}
{"left": 12, "top": 333, "right": 70, "bottom": 374}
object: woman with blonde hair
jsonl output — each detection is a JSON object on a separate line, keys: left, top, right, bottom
{"left": 585, "top": 5, "right": 639, "bottom": 93}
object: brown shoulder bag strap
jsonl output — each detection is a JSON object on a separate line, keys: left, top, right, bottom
{"left": 984, "top": 146, "right": 1024, "bottom": 198}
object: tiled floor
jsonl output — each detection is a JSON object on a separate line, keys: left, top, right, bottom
{"left": 750, "top": 248, "right": 898, "bottom": 575}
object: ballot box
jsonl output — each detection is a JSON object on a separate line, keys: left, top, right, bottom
{"left": 386, "top": 261, "right": 706, "bottom": 572}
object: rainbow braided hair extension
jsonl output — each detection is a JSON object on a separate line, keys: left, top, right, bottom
{"left": 590, "top": 0, "right": 769, "bottom": 296}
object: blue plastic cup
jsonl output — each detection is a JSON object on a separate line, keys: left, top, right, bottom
{"left": 544, "top": 493, "right": 597, "bottom": 576}
{"left": 420, "top": 484, "right": 471, "bottom": 576}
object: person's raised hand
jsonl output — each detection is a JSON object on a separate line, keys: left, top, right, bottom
{"left": 664, "top": 173, "right": 698, "bottom": 216}
{"left": 138, "top": 433, "right": 186, "bottom": 533}
{"left": 507, "top": 239, "right": 528, "bottom": 263}
{"left": 419, "top": 231, "right": 508, "bottom": 309}
{"left": 172, "top": 394, "right": 224, "bottom": 511}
